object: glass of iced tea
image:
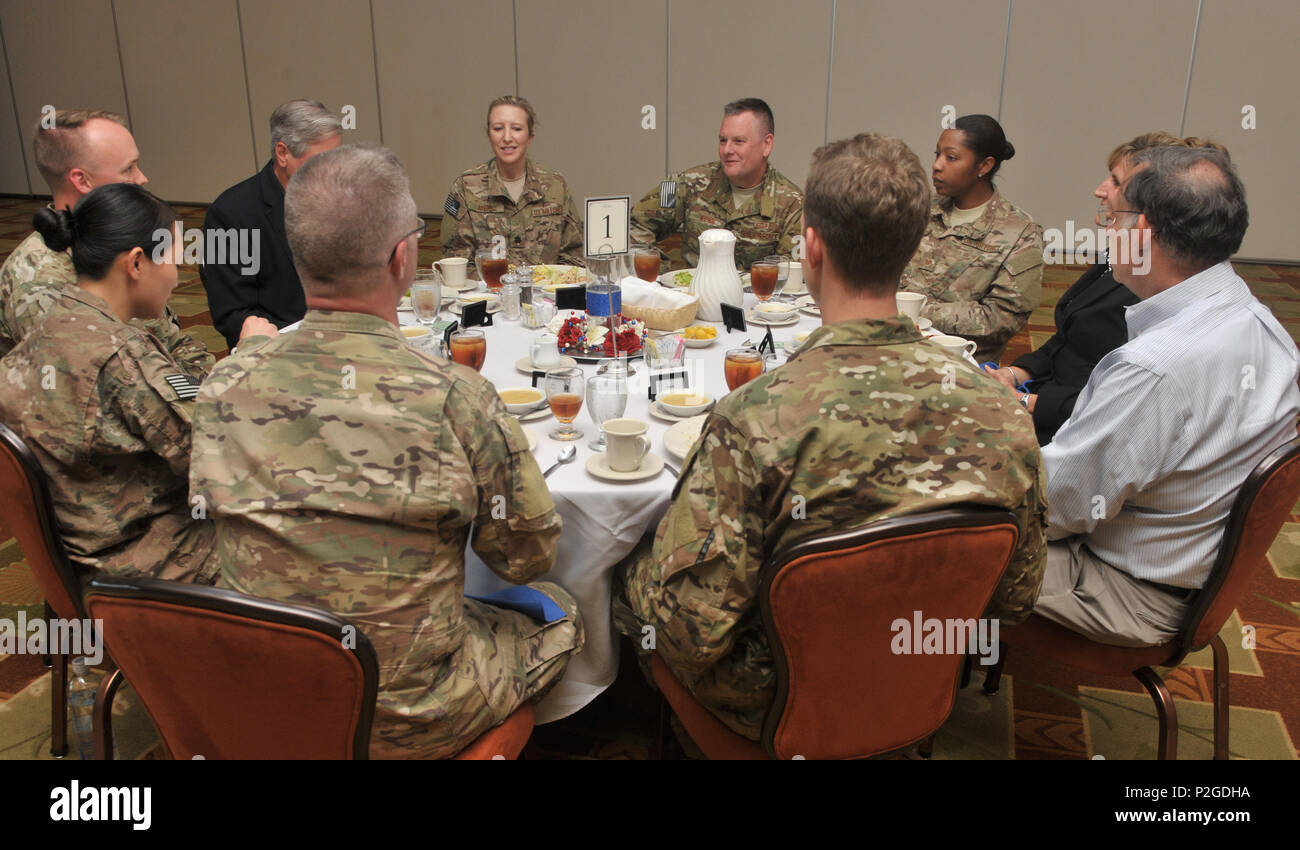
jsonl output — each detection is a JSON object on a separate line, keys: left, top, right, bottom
{"left": 448, "top": 328, "right": 487, "bottom": 372}
{"left": 476, "top": 250, "right": 509, "bottom": 293}
{"left": 724, "top": 347, "right": 765, "bottom": 391}
{"left": 750, "top": 260, "right": 779, "bottom": 303}
{"left": 545, "top": 366, "right": 585, "bottom": 441}
{"left": 633, "top": 248, "right": 661, "bottom": 282}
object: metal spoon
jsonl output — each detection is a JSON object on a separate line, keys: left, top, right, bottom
{"left": 542, "top": 444, "right": 577, "bottom": 478}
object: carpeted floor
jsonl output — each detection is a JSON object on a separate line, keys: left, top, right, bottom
{"left": 0, "top": 194, "right": 1296, "bottom": 760}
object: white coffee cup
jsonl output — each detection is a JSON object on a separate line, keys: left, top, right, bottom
{"left": 531, "top": 333, "right": 561, "bottom": 368}
{"left": 602, "top": 418, "right": 649, "bottom": 472}
{"left": 782, "top": 260, "right": 804, "bottom": 290}
{"left": 896, "top": 291, "right": 926, "bottom": 320}
{"left": 931, "top": 334, "right": 977, "bottom": 359}
{"left": 434, "top": 257, "right": 468, "bottom": 289}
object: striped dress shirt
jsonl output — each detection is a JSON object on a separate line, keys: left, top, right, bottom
{"left": 1042, "top": 261, "right": 1300, "bottom": 588}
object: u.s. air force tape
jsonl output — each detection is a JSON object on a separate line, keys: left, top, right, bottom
{"left": 444, "top": 193, "right": 461, "bottom": 217}
{"left": 164, "top": 374, "right": 201, "bottom": 400}
{"left": 659, "top": 180, "right": 677, "bottom": 208}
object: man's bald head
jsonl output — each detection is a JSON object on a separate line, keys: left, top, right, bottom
{"left": 32, "top": 110, "right": 147, "bottom": 196}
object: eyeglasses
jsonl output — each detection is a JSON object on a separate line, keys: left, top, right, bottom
{"left": 387, "top": 219, "right": 428, "bottom": 264}
{"left": 1099, "top": 208, "right": 1141, "bottom": 227}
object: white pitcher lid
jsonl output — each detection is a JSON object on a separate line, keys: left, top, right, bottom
{"left": 698, "top": 228, "right": 736, "bottom": 245}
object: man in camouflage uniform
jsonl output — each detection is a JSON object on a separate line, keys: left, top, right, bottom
{"left": 614, "top": 134, "right": 1047, "bottom": 741}
{"left": 440, "top": 160, "right": 585, "bottom": 274}
{"left": 899, "top": 191, "right": 1044, "bottom": 362}
{"left": 630, "top": 98, "right": 803, "bottom": 271}
{"left": 191, "top": 144, "right": 583, "bottom": 759}
{"left": 0, "top": 269, "right": 219, "bottom": 584}
{"left": 0, "top": 109, "right": 151, "bottom": 357}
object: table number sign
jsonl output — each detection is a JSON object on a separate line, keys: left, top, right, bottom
{"left": 720, "top": 302, "right": 747, "bottom": 334}
{"left": 757, "top": 326, "right": 776, "bottom": 356}
{"left": 462, "top": 300, "right": 491, "bottom": 328}
{"left": 555, "top": 286, "right": 587, "bottom": 312}
{"left": 585, "top": 196, "right": 631, "bottom": 256}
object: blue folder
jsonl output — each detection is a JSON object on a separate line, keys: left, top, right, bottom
{"left": 467, "top": 586, "right": 567, "bottom": 623}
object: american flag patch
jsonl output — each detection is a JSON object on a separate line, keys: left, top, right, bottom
{"left": 659, "top": 180, "right": 677, "bottom": 208}
{"left": 164, "top": 374, "right": 201, "bottom": 400}
{"left": 444, "top": 193, "right": 461, "bottom": 217}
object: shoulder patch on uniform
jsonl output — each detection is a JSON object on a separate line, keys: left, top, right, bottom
{"left": 163, "top": 373, "right": 201, "bottom": 400}
{"left": 444, "top": 193, "right": 461, "bottom": 217}
{"left": 659, "top": 180, "right": 677, "bottom": 208}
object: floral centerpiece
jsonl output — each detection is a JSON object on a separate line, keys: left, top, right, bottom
{"left": 550, "top": 313, "right": 646, "bottom": 357}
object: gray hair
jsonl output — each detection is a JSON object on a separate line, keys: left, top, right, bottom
{"left": 284, "top": 144, "right": 417, "bottom": 295}
{"left": 269, "top": 99, "right": 342, "bottom": 158}
{"left": 1124, "top": 145, "right": 1248, "bottom": 268}
{"left": 723, "top": 97, "right": 774, "bottom": 137}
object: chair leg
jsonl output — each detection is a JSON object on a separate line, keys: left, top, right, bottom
{"left": 93, "top": 666, "right": 124, "bottom": 761}
{"left": 917, "top": 733, "right": 936, "bottom": 760}
{"left": 49, "top": 649, "right": 68, "bottom": 757}
{"left": 654, "top": 694, "right": 669, "bottom": 760}
{"left": 982, "top": 642, "right": 1006, "bottom": 695}
{"left": 1210, "top": 634, "right": 1229, "bottom": 760}
{"left": 41, "top": 602, "right": 54, "bottom": 668}
{"left": 1134, "top": 666, "right": 1178, "bottom": 760}
{"left": 960, "top": 654, "right": 973, "bottom": 689}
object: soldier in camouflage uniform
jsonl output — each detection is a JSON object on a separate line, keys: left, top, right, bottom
{"left": 631, "top": 98, "right": 803, "bottom": 271}
{"left": 440, "top": 96, "right": 585, "bottom": 274}
{"left": 0, "top": 186, "right": 230, "bottom": 584}
{"left": 192, "top": 145, "right": 583, "bottom": 759}
{"left": 900, "top": 115, "right": 1043, "bottom": 362}
{"left": 614, "top": 133, "right": 1047, "bottom": 741}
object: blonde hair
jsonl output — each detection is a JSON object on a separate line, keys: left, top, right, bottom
{"left": 1107, "top": 132, "right": 1230, "bottom": 171}
{"left": 32, "top": 109, "right": 128, "bottom": 190}
{"left": 485, "top": 96, "right": 537, "bottom": 137}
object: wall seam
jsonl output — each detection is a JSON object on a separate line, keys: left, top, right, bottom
{"left": 1179, "top": 0, "right": 1204, "bottom": 136}
{"left": 997, "top": 0, "right": 1012, "bottom": 121}
{"left": 109, "top": 0, "right": 134, "bottom": 129}
{"left": 235, "top": 0, "right": 259, "bottom": 172}
{"left": 824, "top": 0, "right": 836, "bottom": 145}
{"left": 665, "top": 0, "right": 671, "bottom": 176}
{"left": 369, "top": 0, "right": 384, "bottom": 144}
{"left": 0, "top": 14, "right": 31, "bottom": 195}
{"left": 513, "top": 0, "right": 521, "bottom": 95}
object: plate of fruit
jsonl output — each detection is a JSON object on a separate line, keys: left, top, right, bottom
{"left": 681, "top": 325, "right": 718, "bottom": 348}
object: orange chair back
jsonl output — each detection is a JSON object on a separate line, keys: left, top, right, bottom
{"left": 760, "top": 508, "right": 1020, "bottom": 760}
{"left": 1187, "top": 435, "right": 1300, "bottom": 650}
{"left": 0, "top": 421, "right": 84, "bottom": 620}
{"left": 85, "top": 575, "right": 378, "bottom": 759}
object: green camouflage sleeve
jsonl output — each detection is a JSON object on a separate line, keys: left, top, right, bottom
{"left": 776, "top": 196, "right": 804, "bottom": 260}
{"left": 446, "top": 379, "right": 561, "bottom": 583}
{"left": 923, "top": 225, "right": 1043, "bottom": 354}
{"left": 985, "top": 447, "right": 1049, "bottom": 624}
{"left": 557, "top": 190, "right": 587, "bottom": 268}
{"left": 630, "top": 176, "right": 684, "bottom": 262}
{"left": 635, "top": 412, "right": 764, "bottom": 683}
{"left": 102, "top": 340, "right": 199, "bottom": 480}
{"left": 439, "top": 177, "right": 476, "bottom": 268}
{"left": 139, "top": 307, "right": 215, "bottom": 379}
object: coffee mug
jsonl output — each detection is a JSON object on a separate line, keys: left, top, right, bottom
{"left": 896, "top": 291, "right": 926, "bottom": 320}
{"left": 434, "top": 257, "right": 468, "bottom": 289}
{"left": 782, "top": 260, "right": 804, "bottom": 290}
{"left": 931, "top": 334, "right": 977, "bottom": 359}
{"left": 601, "top": 418, "right": 649, "bottom": 472}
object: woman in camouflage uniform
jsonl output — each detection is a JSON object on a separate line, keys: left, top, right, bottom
{"left": 900, "top": 114, "right": 1043, "bottom": 362}
{"left": 439, "top": 96, "right": 585, "bottom": 274}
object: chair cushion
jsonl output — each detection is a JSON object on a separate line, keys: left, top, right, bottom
{"left": 651, "top": 653, "right": 766, "bottom": 760}
{"left": 452, "top": 703, "right": 535, "bottom": 760}
{"left": 1000, "top": 614, "right": 1178, "bottom": 675}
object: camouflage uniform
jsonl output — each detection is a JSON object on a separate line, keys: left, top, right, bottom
{"left": 630, "top": 161, "right": 803, "bottom": 270}
{"left": 0, "top": 226, "right": 184, "bottom": 357}
{"left": 613, "top": 317, "right": 1048, "bottom": 740}
{"left": 440, "top": 158, "right": 585, "bottom": 274}
{"left": 0, "top": 286, "right": 218, "bottom": 583}
{"left": 189, "top": 309, "right": 584, "bottom": 759}
{"left": 900, "top": 191, "right": 1044, "bottom": 362}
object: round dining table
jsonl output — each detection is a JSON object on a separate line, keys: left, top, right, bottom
{"left": 401, "top": 283, "right": 824, "bottom": 723}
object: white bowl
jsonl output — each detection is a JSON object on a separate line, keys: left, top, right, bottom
{"left": 658, "top": 391, "right": 713, "bottom": 417}
{"left": 498, "top": 386, "right": 546, "bottom": 415}
{"left": 755, "top": 301, "right": 798, "bottom": 315}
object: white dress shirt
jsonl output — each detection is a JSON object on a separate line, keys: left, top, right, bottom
{"left": 1043, "top": 261, "right": 1300, "bottom": 588}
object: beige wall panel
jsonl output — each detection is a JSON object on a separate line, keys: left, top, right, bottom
{"left": 241, "top": 0, "right": 380, "bottom": 165}
{"left": 999, "top": 0, "right": 1197, "bottom": 248}
{"left": 828, "top": 0, "right": 1006, "bottom": 171}
{"left": 372, "top": 0, "right": 516, "bottom": 214}
{"left": 1183, "top": 0, "right": 1296, "bottom": 261}
{"left": 667, "top": 0, "right": 833, "bottom": 190}
{"left": 516, "top": 0, "right": 666, "bottom": 212}
{"left": 1, "top": 0, "right": 128, "bottom": 194}
{"left": 0, "top": 31, "right": 29, "bottom": 194}
{"left": 114, "top": 0, "right": 252, "bottom": 202}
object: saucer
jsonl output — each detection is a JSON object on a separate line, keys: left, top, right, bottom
{"left": 514, "top": 355, "right": 579, "bottom": 374}
{"left": 513, "top": 405, "right": 553, "bottom": 423}
{"left": 449, "top": 300, "right": 502, "bottom": 315}
{"left": 648, "top": 400, "right": 712, "bottom": 423}
{"left": 663, "top": 415, "right": 708, "bottom": 461}
{"left": 746, "top": 310, "right": 800, "bottom": 327}
{"left": 586, "top": 452, "right": 666, "bottom": 482}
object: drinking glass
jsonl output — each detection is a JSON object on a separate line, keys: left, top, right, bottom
{"left": 724, "top": 347, "right": 765, "bottom": 391}
{"left": 476, "top": 249, "right": 509, "bottom": 293}
{"left": 586, "top": 367, "right": 629, "bottom": 451}
{"left": 762, "top": 255, "right": 789, "bottom": 299}
{"left": 448, "top": 328, "right": 487, "bottom": 372}
{"left": 545, "top": 366, "right": 585, "bottom": 441}
{"left": 411, "top": 272, "right": 442, "bottom": 326}
{"left": 750, "top": 260, "right": 779, "bottom": 303}
{"left": 633, "top": 249, "right": 661, "bottom": 282}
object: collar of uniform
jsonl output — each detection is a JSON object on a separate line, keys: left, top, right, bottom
{"left": 935, "top": 189, "right": 1003, "bottom": 239}
{"left": 298, "top": 308, "right": 403, "bottom": 341}
{"left": 60, "top": 286, "right": 121, "bottom": 323}
{"left": 798, "top": 315, "right": 923, "bottom": 354}
{"left": 487, "top": 157, "right": 540, "bottom": 205}
{"left": 709, "top": 161, "right": 778, "bottom": 220}
{"left": 1124, "top": 261, "right": 1239, "bottom": 340}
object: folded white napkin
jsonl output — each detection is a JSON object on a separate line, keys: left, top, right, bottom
{"left": 620, "top": 278, "right": 697, "bottom": 311}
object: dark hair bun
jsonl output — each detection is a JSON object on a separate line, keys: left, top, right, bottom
{"left": 1003, "top": 141, "right": 1016, "bottom": 161}
{"left": 33, "top": 206, "right": 76, "bottom": 253}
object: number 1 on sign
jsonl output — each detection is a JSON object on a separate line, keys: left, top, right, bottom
{"left": 585, "top": 196, "right": 630, "bottom": 255}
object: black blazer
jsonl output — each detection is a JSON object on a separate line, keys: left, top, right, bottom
{"left": 201, "top": 160, "right": 305, "bottom": 349}
{"left": 1011, "top": 263, "right": 1139, "bottom": 445}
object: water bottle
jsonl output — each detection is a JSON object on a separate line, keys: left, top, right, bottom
{"left": 68, "top": 657, "right": 95, "bottom": 760}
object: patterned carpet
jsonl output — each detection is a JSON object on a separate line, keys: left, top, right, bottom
{"left": 0, "top": 194, "right": 1296, "bottom": 759}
